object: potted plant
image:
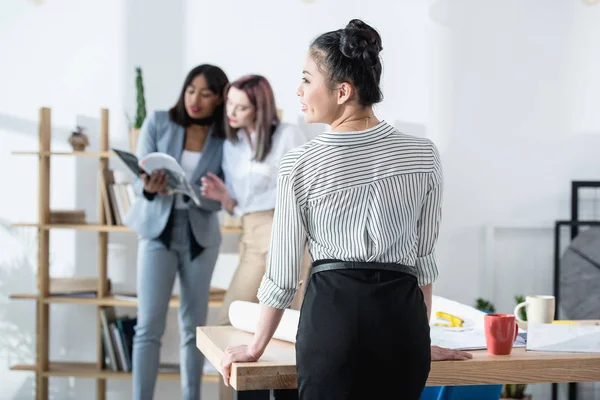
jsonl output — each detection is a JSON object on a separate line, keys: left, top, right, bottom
{"left": 128, "top": 66, "right": 147, "bottom": 153}
{"left": 475, "top": 297, "right": 496, "bottom": 313}
{"left": 500, "top": 295, "right": 530, "bottom": 399}
{"left": 68, "top": 126, "right": 89, "bottom": 151}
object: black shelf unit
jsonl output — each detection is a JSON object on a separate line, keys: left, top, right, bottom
{"left": 552, "top": 181, "right": 600, "bottom": 400}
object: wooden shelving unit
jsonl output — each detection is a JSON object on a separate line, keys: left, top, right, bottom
{"left": 10, "top": 222, "right": 242, "bottom": 234}
{"left": 9, "top": 107, "right": 234, "bottom": 400}
{"left": 10, "top": 288, "right": 225, "bottom": 308}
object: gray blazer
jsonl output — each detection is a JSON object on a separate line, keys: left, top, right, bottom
{"left": 124, "top": 110, "right": 224, "bottom": 248}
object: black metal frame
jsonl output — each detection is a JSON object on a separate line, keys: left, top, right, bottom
{"left": 552, "top": 180, "right": 600, "bottom": 400}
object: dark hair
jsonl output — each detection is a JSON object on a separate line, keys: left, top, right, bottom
{"left": 168, "top": 64, "right": 229, "bottom": 137}
{"left": 310, "top": 19, "right": 383, "bottom": 107}
{"left": 225, "top": 75, "right": 279, "bottom": 162}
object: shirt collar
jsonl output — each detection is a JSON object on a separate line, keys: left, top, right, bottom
{"left": 313, "top": 121, "right": 395, "bottom": 146}
{"left": 236, "top": 128, "right": 257, "bottom": 145}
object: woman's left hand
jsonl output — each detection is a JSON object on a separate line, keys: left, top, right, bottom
{"left": 431, "top": 345, "right": 473, "bottom": 361}
{"left": 220, "top": 345, "right": 261, "bottom": 387}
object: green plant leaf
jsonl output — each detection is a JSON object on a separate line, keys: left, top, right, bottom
{"left": 134, "top": 66, "right": 147, "bottom": 129}
{"left": 475, "top": 297, "right": 496, "bottom": 313}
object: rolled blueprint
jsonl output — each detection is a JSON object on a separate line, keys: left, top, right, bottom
{"left": 228, "top": 300, "right": 300, "bottom": 343}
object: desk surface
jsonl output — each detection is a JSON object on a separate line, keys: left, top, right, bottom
{"left": 197, "top": 326, "right": 600, "bottom": 391}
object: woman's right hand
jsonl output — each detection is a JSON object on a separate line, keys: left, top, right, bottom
{"left": 200, "top": 172, "right": 229, "bottom": 202}
{"left": 141, "top": 170, "right": 168, "bottom": 195}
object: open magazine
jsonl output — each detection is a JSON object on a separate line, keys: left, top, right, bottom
{"left": 112, "top": 148, "right": 202, "bottom": 207}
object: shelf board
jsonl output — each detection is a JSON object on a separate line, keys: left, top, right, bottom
{"left": 11, "top": 223, "right": 131, "bottom": 232}
{"left": 220, "top": 226, "right": 243, "bottom": 234}
{"left": 9, "top": 362, "right": 219, "bottom": 382}
{"left": 11, "top": 222, "right": 242, "bottom": 234}
{"left": 10, "top": 288, "right": 226, "bottom": 308}
{"left": 12, "top": 151, "right": 116, "bottom": 157}
{"left": 9, "top": 293, "right": 37, "bottom": 300}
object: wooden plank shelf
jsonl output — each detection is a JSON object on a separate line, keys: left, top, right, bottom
{"left": 11, "top": 222, "right": 242, "bottom": 234}
{"left": 10, "top": 362, "right": 219, "bottom": 382}
{"left": 10, "top": 288, "right": 226, "bottom": 308}
{"left": 11, "top": 223, "right": 132, "bottom": 232}
{"left": 12, "top": 151, "right": 116, "bottom": 157}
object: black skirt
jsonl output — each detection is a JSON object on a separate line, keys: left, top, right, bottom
{"left": 295, "top": 260, "right": 431, "bottom": 400}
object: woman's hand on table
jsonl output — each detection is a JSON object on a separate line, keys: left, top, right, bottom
{"left": 220, "top": 344, "right": 261, "bottom": 387}
{"left": 431, "top": 345, "right": 473, "bottom": 361}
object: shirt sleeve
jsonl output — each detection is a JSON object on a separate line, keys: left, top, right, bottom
{"left": 256, "top": 173, "right": 307, "bottom": 309}
{"left": 414, "top": 141, "right": 443, "bottom": 286}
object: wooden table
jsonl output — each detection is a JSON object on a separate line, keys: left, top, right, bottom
{"left": 197, "top": 326, "right": 600, "bottom": 399}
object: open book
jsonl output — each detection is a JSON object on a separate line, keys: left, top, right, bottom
{"left": 112, "top": 148, "right": 202, "bottom": 207}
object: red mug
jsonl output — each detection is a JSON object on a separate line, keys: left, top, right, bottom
{"left": 484, "top": 313, "right": 519, "bottom": 355}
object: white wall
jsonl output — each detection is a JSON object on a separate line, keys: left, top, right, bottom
{"left": 2, "top": 0, "right": 600, "bottom": 399}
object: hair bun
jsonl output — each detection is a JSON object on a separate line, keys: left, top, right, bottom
{"left": 340, "top": 19, "right": 383, "bottom": 66}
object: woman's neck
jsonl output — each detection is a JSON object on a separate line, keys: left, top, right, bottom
{"left": 329, "top": 106, "right": 380, "bottom": 133}
{"left": 244, "top": 123, "right": 256, "bottom": 135}
{"left": 243, "top": 124, "right": 256, "bottom": 150}
{"left": 188, "top": 124, "right": 210, "bottom": 135}
{"left": 185, "top": 124, "right": 209, "bottom": 152}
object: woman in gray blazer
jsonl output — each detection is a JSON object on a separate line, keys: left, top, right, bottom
{"left": 124, "top": 64, "right": 229, "bottom": 400}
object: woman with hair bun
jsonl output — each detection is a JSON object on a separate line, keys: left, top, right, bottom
{"left": 219, "top": 20, "right": 472, "bottom": 400}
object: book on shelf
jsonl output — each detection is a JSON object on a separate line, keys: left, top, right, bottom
{"left": 49, "top": 209, "right": 86, "bottom": 224}
{"left": 48, "top": 277, "right": 111, "bottom": 296}
{"left": 112, "top": 148, "right": 203, "bottom": 207}
{"left": 100, "top": 306, "right": 136, "bottom": 372}
{"left": 98, "top": 168, "right": 136, "bottom": 226}
{"left": 99, "top": 306, "right": 181, "bottom": 373}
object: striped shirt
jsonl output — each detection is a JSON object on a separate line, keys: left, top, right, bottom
{"left": 256, "top": 121, "right": 443, "bottom": 309}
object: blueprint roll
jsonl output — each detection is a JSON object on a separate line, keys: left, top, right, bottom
{"left": 228, "top": 300, "right": 300, "bottom": 343}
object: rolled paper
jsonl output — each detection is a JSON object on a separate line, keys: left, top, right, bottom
{"left": 228, "top": 300, "right": 300, "bottom": 343}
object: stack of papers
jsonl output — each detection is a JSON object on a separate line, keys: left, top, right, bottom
{"left": 430, "top": 295, "right": 526, "bottom": 351}
{"left": 229, "top": 297, "right": 527, "bottom": 351}
{"left": 526, "top": 323, "right": 600, "bottom": 353}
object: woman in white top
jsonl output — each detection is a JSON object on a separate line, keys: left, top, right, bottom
{"left": 218, "top": 20, "right": 473, "bottom": 399}
{"left": 201, "top": 75, "right": 312, "bottom": 326}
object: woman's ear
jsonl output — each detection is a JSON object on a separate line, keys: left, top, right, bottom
{"left": 336, "top": 82, "right": 353, "bottom": 105}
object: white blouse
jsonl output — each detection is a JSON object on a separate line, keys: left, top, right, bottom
{"left": 222, "top": 122, "right": 307, "bottom": 217}
{"left": 256, "top": 121, "right": 443, "bottom": 309}
{"left": 174, "top": 149, "right": 202, "bottom": 209}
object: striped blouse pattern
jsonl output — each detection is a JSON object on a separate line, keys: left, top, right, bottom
{"left": 257, "top": 121, "right": 443, "bottom": 309}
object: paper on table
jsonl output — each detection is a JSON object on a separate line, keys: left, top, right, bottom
{"left": 229, "top": 300, "right": 300, "bottom": 343}
{"left": 430, "top": 295, "right": 526, "bottom": 350}
{"left": 228, "top": 297, "right": 526, "bottom": 350}
{"left": 526, "top": 323, "right": 600, "bottom": 353}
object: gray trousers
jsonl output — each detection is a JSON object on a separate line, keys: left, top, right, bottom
{"left": 132, "top": 210, "right": 219, "bottom": 400}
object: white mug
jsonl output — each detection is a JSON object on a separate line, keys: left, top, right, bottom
{"left": 513, "top": 295, "right": 555, "bottom": 324}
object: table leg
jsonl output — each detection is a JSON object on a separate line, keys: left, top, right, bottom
{"left": 235, "top": 390, "right": 270, "bottom": 400}
{"left": 235, "top": 389, "right": 299, "bottom": 400}
{"left": 568, "top": 382, "right": 577, "bottom": 400}
{"left": 273, "top": 389, "right": 299, "bottom": 400}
